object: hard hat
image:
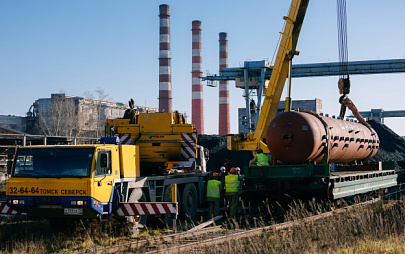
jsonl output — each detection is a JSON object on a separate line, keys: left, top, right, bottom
{"left": 220, "top": 166, "right": 226, "bottom": 171}
{"left": 212, "top": 173, "right": 218, "bottom": 178}
{"left": 230, "top": 167, "right": 236, "bottom": 174}
{"left": 256, "top": 148, "right": 263, "bottom": 153}
{"left": 235, "top": 167, "right": 240, "bottom": 171}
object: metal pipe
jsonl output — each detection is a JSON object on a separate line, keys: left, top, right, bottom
{"left": 244, "top": 68, "right": 251, "bottom": 132}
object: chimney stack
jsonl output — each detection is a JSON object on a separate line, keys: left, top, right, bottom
{"left": 218, "top": 32, "right": 229, "bottom": 134}
{"left": 159, "top": 4, "right": 172, "bottom": 113}
{"left": 191, "top": 20, "right": 204, "bottom": 134}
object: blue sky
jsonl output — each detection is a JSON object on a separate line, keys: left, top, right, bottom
{"left": 1, "top": 0, "right": 405, "bottom": 135}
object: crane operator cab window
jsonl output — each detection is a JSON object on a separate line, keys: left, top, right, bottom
{"left": 94, "top": 150, "right": 112, "bottom": 177}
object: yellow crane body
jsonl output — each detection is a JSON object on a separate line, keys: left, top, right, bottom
{"left": 107, "top": 111, "right": 199, "bottom": 172}
{"left": 228, "top": 0, "right": 309, "bottom": 153}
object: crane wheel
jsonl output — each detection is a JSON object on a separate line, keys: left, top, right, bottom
{"left": 181, "top": 183, "right": 198, "bottom": 220}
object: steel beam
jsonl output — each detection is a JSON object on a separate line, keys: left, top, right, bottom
{"left": 203, "top": 59, "right": 405, "bottom": 82}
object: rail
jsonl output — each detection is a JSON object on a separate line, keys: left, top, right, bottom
{"left": 65, "top": 185, "right": 404, "bottom": 253}
{"left": 144, "top": 185, "right": 405, "bottom": 253}
{"left": 74, "top": 226, "right": 223, "bottom": 254}
{"left": 1, "top": 183, "right": 403, "bottom": 253}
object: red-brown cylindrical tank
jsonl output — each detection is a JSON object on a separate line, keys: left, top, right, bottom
{"left": 266, "top": 111, "right": 379, "bottom": 164}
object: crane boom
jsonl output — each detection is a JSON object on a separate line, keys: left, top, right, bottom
{"left": 227, "top": 0, "right": 309, "bottom": 152}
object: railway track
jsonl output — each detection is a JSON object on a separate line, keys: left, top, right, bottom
{"left": 73, "top": 185, "right": 405, "bottom": 253}
{"left": 74, "top": 225, "right": 223, "bottom": 254}
{"left": 143, "top": 198, "right": 384, "bottom": 253}
{"left": 1, "top": 183, "right": 403, "bottom": 253}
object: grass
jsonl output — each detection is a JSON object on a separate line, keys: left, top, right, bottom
{"left": 197, "top": 196, "right": 405, "bottom": 253}
{"left": 0, "top": 215, "right": 203, "bottom": 253}
{"left": 1, "top": 196, "right": 405, "bottom": 253}
{"left": 335, "top": 235, "right": 405, "bottom": 253}
{"left": 0, "top": 217, "right": 139, "bottom": 253}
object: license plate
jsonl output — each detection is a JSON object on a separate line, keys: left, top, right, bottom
{"left": 64, "top": 208, "right": 83, "bottom": 215}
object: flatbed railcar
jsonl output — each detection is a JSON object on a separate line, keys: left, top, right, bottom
{"left": 243, "top": 162, "right": 397, "bottom": 201}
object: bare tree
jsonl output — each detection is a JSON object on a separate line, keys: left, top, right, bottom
{"left": 36, "top": 94, "right": 81, "bottom": 137}
{"left": 83, "top": 87, "right": 110, "bottom": 138}
{"left": 94, "top": 88, "right": 109, "bottom": 138}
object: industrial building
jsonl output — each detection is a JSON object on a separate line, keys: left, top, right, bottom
{"left": 0, "top": 94, "right": 157, "bottom": 137}
{"left": 0, "top": 115, "right": 27, "bottom": 133}
{"left": 32, "top": 93, "right": 157, "bottom": 137}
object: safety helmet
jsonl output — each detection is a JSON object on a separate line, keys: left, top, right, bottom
{"left": 230, "top": 167, "right": 236, "bottom": 174}
{"left": 220, "top": 166, "right": 226, "bottom": 171}
{"left": 212, "top": 173, "right": 218, "bottom": 178}
{"left": 235, "top": 167, "right": 240, "bottom": 171}
{"left": 256, "top": 148, "right": 263, "bottom": 153}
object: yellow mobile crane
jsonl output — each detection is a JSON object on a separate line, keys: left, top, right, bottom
{"left": 232, "top": 0, "right": 397, "bottom": 202}
{"left": 227, "top": 0, "right": 309, "bottom": 153}
{"left": 2, "top": 108, "right": 209, "bottom": 233}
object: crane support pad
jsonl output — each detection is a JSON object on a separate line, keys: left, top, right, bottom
{"left": 0, "top": 202, "right": 26, "bottom": 215}
{"left": 115, "top": 202, "right": 178, "bottom": 216}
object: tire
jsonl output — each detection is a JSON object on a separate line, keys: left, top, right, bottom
{"left": 181, "top": 183, "right": 198, "bottom": 220}
{"left": 126, "top": 189, "right": 148, "bottom": 234}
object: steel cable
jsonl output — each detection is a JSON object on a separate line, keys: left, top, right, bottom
{"left": 337, "top": 0, "right": 349, "bottom": 79}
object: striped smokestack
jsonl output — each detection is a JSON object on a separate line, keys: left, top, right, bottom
{"left": 218, "top": 32, "right": 229, "bottom": 134}
{"left": 159, "top": 4, "right": 171, "bottom": 113}
{"left": 191, "top": 20, "right": 204, "bottom": 134}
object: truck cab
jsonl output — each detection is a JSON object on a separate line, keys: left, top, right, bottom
{"left": 6, "top": 144, "right": 126, "bottom": 219}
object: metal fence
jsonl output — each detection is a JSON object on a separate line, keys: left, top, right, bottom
{"left": 0, "top": 133, "right": 99, "bottom": 146}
